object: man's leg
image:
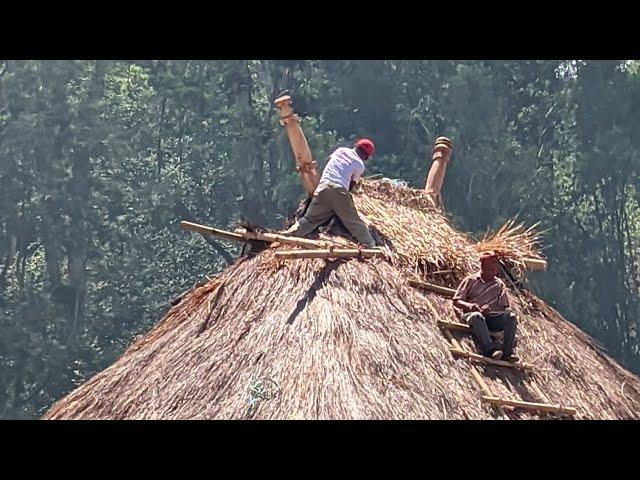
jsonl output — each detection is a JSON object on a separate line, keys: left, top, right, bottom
{"left": 284, "top": 191, "right": 334, "bottom": 238}
{"left": 327, "top": 187, "right": 376, "bottom": 247}
{"left": 463, "top": 312, "right": 499, "bottom": 356}
{"left": 485, "top": 313, "right": 518, "bottom": 357}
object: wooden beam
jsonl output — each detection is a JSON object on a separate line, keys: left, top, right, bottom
{"left": 522, "top": 257, "right": 547, "bottom": 271}
{"left": 181, "top": 221, "right": 245, "bottom": 243}
{"left": 409, "top": 279, "right": 456, "bottom": 297}
{"left": 437, "top": 319, "right": 472, "bottom": 333}
{"left": 274, "top": 248, "right": 384, "bottom": 260}
{"left": 481, "top": 395, "right": 577, "bottom": 416}
{"left": 234, "top": 229, "right": 332, "bottom": 249}
{"left": 449, "top": 348, "right": 533, "bottom": 371}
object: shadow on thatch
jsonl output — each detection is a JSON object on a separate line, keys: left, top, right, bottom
{"left": 286, "top": 260, "right": 343, "bottom": 325}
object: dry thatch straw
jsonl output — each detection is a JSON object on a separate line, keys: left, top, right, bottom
{"left": 475, "top": 219, "right": 546, "bottom": 263}
{"left": 43, "top": 179, "right": 640, "bottom": 419}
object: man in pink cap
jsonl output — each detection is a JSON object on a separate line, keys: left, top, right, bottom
{"left": 284, "top": 139, "right": 377, "bottom": 248}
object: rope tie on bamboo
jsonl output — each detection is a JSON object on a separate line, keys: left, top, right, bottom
{"left": 244, "top": 377, "right": 280, "bottom": 418}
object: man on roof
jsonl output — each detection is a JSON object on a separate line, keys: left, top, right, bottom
{"left": 452, "top": 251, "right": 519, "bottom": 362}
{"left": 283, "top": 139, "right": 377, "bottom": 248}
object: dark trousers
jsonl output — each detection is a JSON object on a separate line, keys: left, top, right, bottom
{"left": 286, "top": 185, "right": 376, "bottom": 247}
{"left": 462, "top": 312, "right": 518, "bottom": 356}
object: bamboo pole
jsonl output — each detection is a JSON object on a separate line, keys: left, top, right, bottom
{"left": 449, "top": 348, "right": 533, "bottom": 371}
{"left": 522, "top": 257, "right": 547, "bottom": 271}
{"left": 408, "top": 279, "right": 456, "bottom": 297}
{"left": 274, "top": 248, "right": 384, "bottom": 260}
{"left": 481, "top": 396, "right": 577, "bottom": 416}
{"left": 274, "top": 95, "right": 320, "bottom": 197}
{"left": 437, "top": 319, "right": 472, "bottom": 332}
{"left": 233, "top": 229, "right": 333, "bottom": 249}
{"left": 182, "top": 221, "right": 340, "bottom": 250}
{"left": 181, "top": 221, "right": 245, "bottom": 243}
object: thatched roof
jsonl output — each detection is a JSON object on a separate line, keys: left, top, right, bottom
{"left": 43, "top": 180, "right": 640, "bottom": 419}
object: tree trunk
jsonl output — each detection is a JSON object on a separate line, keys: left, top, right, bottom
{"left": 156, "top": 96, "right": 167, "bottom": 176}
{"left": 231, "top": 61, "right": 269, "bottom": 226}
{"left": 66, "top": 60, "right": 109, "bottom": 345}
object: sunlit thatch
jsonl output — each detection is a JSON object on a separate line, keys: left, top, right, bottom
{"left": 43, "top": 180, "right": 640, "bottom": 419}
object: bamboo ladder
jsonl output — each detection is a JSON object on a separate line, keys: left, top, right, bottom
{"left": 410, "top": 278, "right": 577, "bottom": 418}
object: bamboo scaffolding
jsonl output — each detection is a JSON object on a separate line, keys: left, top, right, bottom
{"left": 234, "top": 228, "right": 333, "bottom": 248}
{"left": 274, "top": 248, "right": 384, "bottom": 260}
{"left": 442, "top": 327, "right": 505, "bottom": 416}
{"left": 182, "top": 221, "right": 336, "bottom": 249}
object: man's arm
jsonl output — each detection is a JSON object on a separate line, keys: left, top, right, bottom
{"left": 481, "top": 283, "right": 510, "bottom": 315}
{"left": 349, "top": 163, "right": 365, "bottom": 192}
{"left": 452, "top": 278, "right": 481, "bottom": 313}
{"left": 453, "top": 299, "right": 481, "bottom": 313}
{"left": 497, "top": 284, "right": 511, "bottom": 311}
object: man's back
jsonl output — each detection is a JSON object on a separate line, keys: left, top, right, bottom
{"left": 318, "top": 147, "right": 365, "bottom": 191}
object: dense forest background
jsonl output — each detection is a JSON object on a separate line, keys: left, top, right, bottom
{"left": 1, "top": 60, "right": 639, "bottom": 419}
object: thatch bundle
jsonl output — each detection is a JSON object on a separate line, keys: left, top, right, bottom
{"left": 43, "top": 180, "right": 640, "bottom": 419}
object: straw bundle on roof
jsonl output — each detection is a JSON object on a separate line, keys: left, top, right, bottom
{"left": 43, "top": 180, "right": 640, "bottom": 419}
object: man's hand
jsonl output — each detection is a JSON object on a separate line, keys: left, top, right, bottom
{"left": 480, "top": 304, "right": 491, "bottom": 315}
{"left": 467, "top": 302, "right": 481, "bottom": 313}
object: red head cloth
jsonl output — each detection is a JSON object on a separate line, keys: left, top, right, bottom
{"left": 479, "top": 251, "right": 499, "bottom": 263}
{"left": 354, "top": 138, "right": 375, "bottom": 157}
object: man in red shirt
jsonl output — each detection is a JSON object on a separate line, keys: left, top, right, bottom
{"left": 452, "top": 251, "right": 519, "bottom": 362}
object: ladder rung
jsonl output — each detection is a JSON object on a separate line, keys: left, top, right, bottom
{"left": 437, "top": 319, "right": 472, "bottom": 332}
{"left": 481, "top": 395, "right": 577, "bottom": 416}
{"left": 449, "top": 348, "right": 533, "bottom": 371}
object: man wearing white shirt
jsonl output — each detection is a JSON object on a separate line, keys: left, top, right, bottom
{"left": 285, "top": 138, "right": 377, "bottom": 247}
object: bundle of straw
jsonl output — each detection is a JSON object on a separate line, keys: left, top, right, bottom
{"left": 474, "top": 219, "right": 546, "bottom": 265}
